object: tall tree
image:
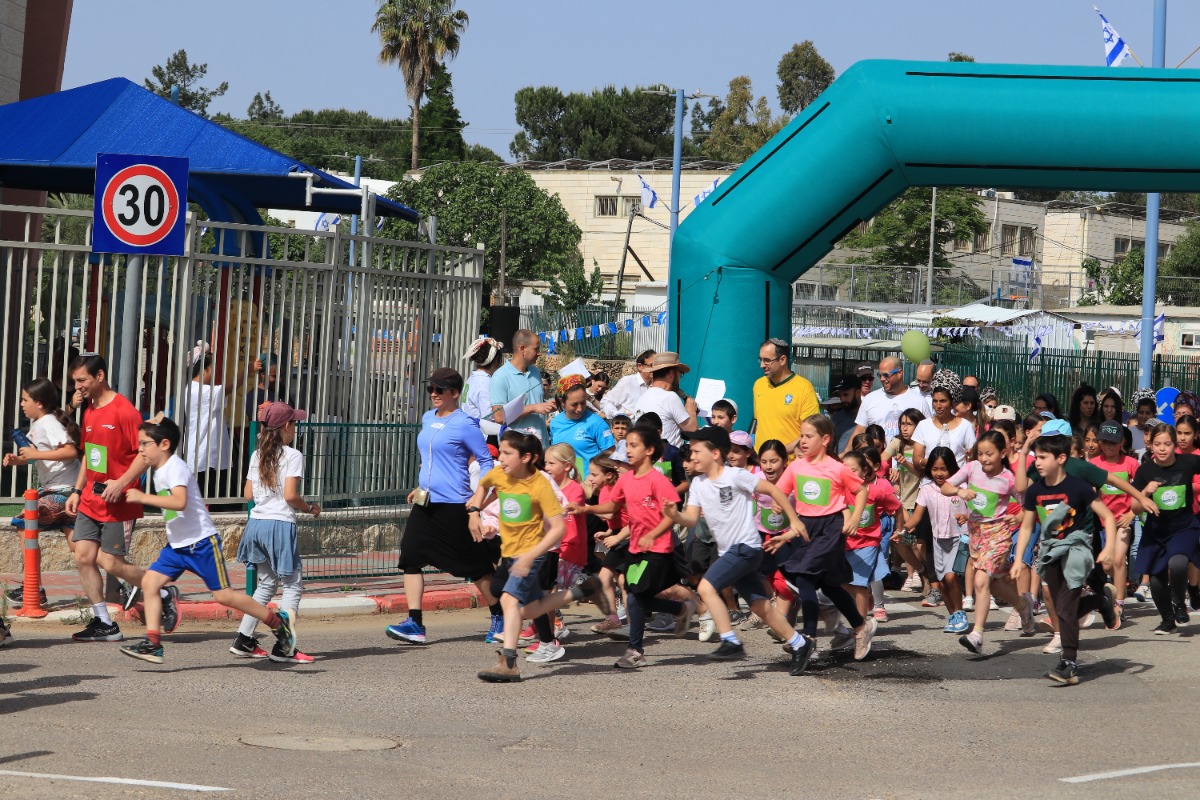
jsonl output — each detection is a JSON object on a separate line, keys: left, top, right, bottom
{"left": 144, "top": 49, "right": 228, "bottom": 117}
{"left": 1080, "top": 252, "right": 1143, "bottom": 305}
{"left": 510, "top": 85, "right": 674, "bottom": 161}
{"left": 372, "top": 0, "right": 469, "bottom": 171}
{"left": 947, "top": 51, "right": 976, "bottom": 62}
{"left": 419, "top": 64, "right": 467, "bottom": 163}
{"left": 777, "top": 40, "right": 835, "bottom": 114}
{"left": 247, "top": 91, "right": 284, "bottom": 121}
{"left": 839, "top": 186, "right": 990, "bottom": 271}
{"left": 700, "top": 76, "right": 786, "bottom": 163}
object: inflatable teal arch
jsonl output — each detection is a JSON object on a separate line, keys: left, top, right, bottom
{"left": 670, "top": 59, "right": 1200, "bottom": 419}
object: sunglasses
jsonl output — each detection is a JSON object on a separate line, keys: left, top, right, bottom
{"left": 427, "top": 384, "right": 448, "bottom": 395}
{"left": 878, "top": 368, "right": 902, "bottom": 378}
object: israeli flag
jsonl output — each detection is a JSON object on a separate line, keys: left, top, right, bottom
{"left": 314, "top": 213, "right": 342, "bottom": 232}
{"left": 1154, "top": 312, "right": 1166, "bottom": 346}
{"left": 637, "top": 174, "right": 658, "bottom": 210}
{"left": 1094, "top": 6, "right": 1132, "bottom": 67}
{"left": 694, "top": 178, "right": 721, "bottom": 208}
{"left": 1030, "top": 335, "right": 1042, "bottom": 361}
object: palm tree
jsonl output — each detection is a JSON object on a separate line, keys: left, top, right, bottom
{"left": 372, "top": 0, "right": 469, "bottom": 171}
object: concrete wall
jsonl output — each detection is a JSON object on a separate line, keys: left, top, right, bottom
{"left": 0, "top": 0, "right": 25, "bottom": 105}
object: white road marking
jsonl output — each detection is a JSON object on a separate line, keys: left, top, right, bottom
{"left": 1061, "top": 762, "right": 1200, "bottom": 783}
{"left": 0, "top": 769, "right": 230, "bottom": 792}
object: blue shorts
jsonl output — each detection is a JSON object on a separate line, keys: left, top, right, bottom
{"left": 1010, "top": 523, "right": 1041, "bottom": 567}
{"left": 149, "top": 535, "right": 231, "bottom": 592}
{"left": 845, "top": 545, "right": 881, "bottom": 587}
{"left": 492, "top": 554, "right": 547, "bottom": 606}
{"left": 703, "top": 543, "right": 769, "bottom": 602}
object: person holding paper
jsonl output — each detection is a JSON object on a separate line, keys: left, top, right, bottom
{"left": 752, "top": 337, "right": 819, "bottom": 455}
{"left": 601, "top": 350, "right": 657, "bottom": 419}
{"left": 633, "top": 353, "right": 698, "bottom": 447}
{"left": 490, "top": 330, "right": 555, "bottom": 443}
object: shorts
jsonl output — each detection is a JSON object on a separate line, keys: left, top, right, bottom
{"left": 73, "top": 512, "right": 133, "bottom": 557}
{"left": 703, "top": 543, "right": 769, "bottom": 603}
{"left": 538, "top": 552, "right": 560, "bottom": 592}
{"left": 686, "top": 529, "right": 718, "bottom": 576}
{"left": 932, "top": 537, "right": 960, "bottom": 580}
{"left": 8, "top": 489, "right": 76, "bottom": 531}
{"left": 969, "top": 518, "right": 1014, "bottom": 577}
{"left": 491, "top": 554, "right": 547, "bottom": 606}
{"left": 556, "top": 558, "right": 583, "bottom": 590}
{"left": 845, "top": 546, "right": 881, "bottom": 587}
{"left": 1010, "top": 522, "right": 1041, "bottom": 567}
{"left": 399, "top": 503, "right": 495, "bottom": 580}
{"left": 602, "top": 541, "right": 630, "bottom": 572}
{"left": 149, "top": 535, "right": 231, "bottom": 592}
{"left": 625, "top": 551, "right": 680, "bottom": 597}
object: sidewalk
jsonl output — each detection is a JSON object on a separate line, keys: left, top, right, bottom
{"left": 1, "top": 563, "right": 482, "bottom": 625}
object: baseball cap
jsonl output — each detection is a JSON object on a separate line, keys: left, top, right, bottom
{"left": 831, "top": 374, "right": 858, "bottom": 393}
{"left": 259, "top": 401, "right": 307, "bottom": 430}
{"left": 1038, "top": 410, "right": 1057, "bottom": 420}
{"left": 1098, "top": 421, "right": 1124, "bottom": 443}
{"left": 991, "top": 404, "right": 1017, "bottom": 421}
{"left": 682, "top": 425, "right": 732, "bottom": 452}
{"left": 1040, "top": 419, "right": 1073, "bottom": 438}
{"left": 428, "top": 367, "right": 464, "bottom": 391}
{"left": 855, "top": 362, "right": 874, "bottom": 378}
{"left": 729, "top": 430, "right": 754, "bottom": 449}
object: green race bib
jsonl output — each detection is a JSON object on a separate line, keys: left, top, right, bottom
{"left": 796, "top": 476, "right": 832, "bottom": 506}
{"left": 626, "top": 559, "right": 649, "bottom": 585}
{"left": 756, "top": 502, "right": 788, "bottom": 532}
{"left": 900, "top": 449, "right": 914, "bottom": 473}
{"left": 498, "top": 492, "right": 534, "bottom": 523}
{"left": 1035, "top": 503, "right": 1058, "bottom": 525}
{"left": 1153, "top": 484, "right": 1187, "bottom": 511}
{"left": 84, "top": 442, "right": 108, "bottom": 473}
{"left": 575, "top": 457, "right": 586, "bottom": 480}
{"left": 1101, "top": 471, "right": 1128, "bottom": 496}
{"left": 858, "top": 503, "right": 877, "bottom": 530}
{"left": 653, "top": 460, "right": 671, "bottom": 477}
{"left": 967, "top": 484, "right": 1001, "bottom": 518}
{"left": 158, "top": 489, "right": 178, "bottom": 522}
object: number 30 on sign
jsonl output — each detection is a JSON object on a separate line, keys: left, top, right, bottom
{"left": 92, "top": 153, "right": 190, "bottom": 256}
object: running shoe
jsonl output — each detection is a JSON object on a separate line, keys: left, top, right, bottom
{"left": 902, "top": 573, "right": 921, "bottom": 591}
{"left": 959, "top": 629, "right": 984, "bottom": 655}
{"left": 707, "top": 640, "right": 746, "bottom": 660}
{"left": 517, "top": 623, "right": 538, "bottom": 644}
{"left": 270, "top": 643, "right": 314, "bottom": 664}
{"left": 614, "top": 648, "right": 646, "bottom": 669}
{"left": 786, "top": 634, "right": 816, "bottom": 676}
{"left": 554, "top": 621, "right": 570, "bottom": 640}
{"left": 989, "top": 596, "right": 1000, "bottom": 611}
{"left": 1042, "top": 633, "right": 1063, "bottom": 654}
{"left": 1079, "top": 611, "right": 1096, "bottom": 629}
{"left": 872, "top": 605, "right": 889, "bottom": 622}
{"left": 7, "top": 586, "right": 47, "bottom": 609}
{"left": 1153, "top": 620, "right": 1178, "bottom": 635}
{"left": 943, "top": 615, "right": 958, "bottom": 633}
{"left": 1036, "top": 616, "right": 1056, "bottom": 634}
{"left": 1134, "top": 584, "right": 1151, "bottom": 603}
{"left": 161, "top": 585, "right": 181, "bottom": 634}
{"left": 962, "top": 595, "right": 976, "bottom": 612}
{"left": 697, "top": 613, "right": 716, "bottom": 642}
{"left": 647, "top": 612, "right": 676, "bottom": 632}
{"left": 1174, "top": 604, "right": 1190, "bottom": 626}
{"left": 72, "top": 618, "right": 123, "bottom": 643}
{"left": 947, "top": 610, "right": 970, "bottom": 634}
{"left": 1017, "top": 592, "right": 1036, "bottom": 635}
{"left": 818, "top": 603, "right": 841, "bottom": 635}
{"left": 590, "top": 617, "right": 622, "bottom": 634}
{"left": 484, "top": 614, "right": 504, "bottom": 644}
{"left": 1047, "top": 659, "right": 1079, "bottom": 686}
{"left": 674, "top": 599, "right": 697, "bottom": 637}
{"left": 272, "top": 610, "right": 296, "bottom": 654}
{"left": 1003, "top": 608, "right": 1023, "bottom": 632}
{"left": 385, "top": 618, "right": 427, "bottom": 644}
{"left": 1100, "top": 595, "right": 1118, "bottom": 630}
{"left": 119, "top": 637, "right": 163, "bottom": 664}
{"left": 829, "top": 628, "right": 856, "bottom": 651}
{"left": 119, "top": 581, "right": 140, "bottom": 611}
{"left": 854, "top": 618, "right": 878, "bottom": 660}
{"left": 229, "top": 633, "right": 269, "bottom": 659}
{"left": 1189, "top": 584, "right": 1200, "bottom": 611}
{"left": 738, "top": 612, "right": 767, "bottom": 631}
{"left": 921, "top": 590, "right": 942, "bottom": 608}
{"left": 1110, "top": 602, "right": 1124, "bottom": 631}
{"left": 575, "top": 576, "right": 613, "bottom": 616}
{"left": 616, "top": 601, "right": 627, "bottom": 622}
{"left": 478, "top": 651, "right": 521, "bottom": 682}
{"left": 526, "top": 640, "right": 566, "bottom": 663}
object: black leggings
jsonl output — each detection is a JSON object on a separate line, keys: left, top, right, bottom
{"left": 785, "top": 571, "right": 864, "bottom": 638}
{"left": 1149, "top": 554, "right": 1191, "bottom": 623}
{"left": 626, "top": 592, "right": 682, "bottom": 653}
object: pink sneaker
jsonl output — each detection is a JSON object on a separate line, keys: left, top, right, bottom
{"left": 872, "top": 605, "right": 888, "bottom": 622}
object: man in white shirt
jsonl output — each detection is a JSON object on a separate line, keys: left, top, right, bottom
{"left": 844, "top": 356, "right": 932, "bottom": 451}
{"left": 601, "top": 349, "right": 656, "bottom": 419}
{"left": 633, "top": 352, "right": 698, "bottom": 447}
{"left": 914, "top": 360, "right": 935, "bottom": 413}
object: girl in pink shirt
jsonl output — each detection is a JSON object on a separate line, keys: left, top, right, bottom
{"left": 842, "top": 449, "right": 900, "bottom": 623}
{"left": 774, "top": 415, "right": 876, "bottom": 660}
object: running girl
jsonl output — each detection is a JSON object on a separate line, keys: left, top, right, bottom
{"left": 1090, "top": 421, "right": 1140, "bottom": 626}
{"left": 4, "top": 378, "right": 80, "bottom": 534}
{"left": 841, "top": 448, "right": 900, "bottom": 622}
{"left": 585, "top": 453, "right": 628, "bottom": 634}
{"left": 901, "top": 446, "right": 968, "bottom": 633}
{"left": 883, "top": 409, "right": 926, "bottom": 595}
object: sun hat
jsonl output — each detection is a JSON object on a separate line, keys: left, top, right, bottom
{"left": 648, "top": 352, "right": 690, "bottom": 374}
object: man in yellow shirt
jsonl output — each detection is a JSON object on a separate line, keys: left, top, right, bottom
{"left": 752, "top": 337, "right": 819, "bottom": 455}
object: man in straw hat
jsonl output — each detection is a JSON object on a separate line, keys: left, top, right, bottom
{"left": 633, "top": 352, "right": 698, "bottom": 447}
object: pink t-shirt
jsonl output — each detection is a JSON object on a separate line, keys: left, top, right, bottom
{"left": 947, "top": 461, "right": 1016, "bottom": 523}
{"left": 916, "top": 482, "right": 969, "bottom": 540}
{"left": 598, "top": 484, "right": 625, "bottom": 532}
{"left": 559, "top": 479, "right": 588, "bottom": 567}
{"left": 611, "top": 468, "right": 681, "bottom": 554}
{"left": 778, "top": 454, "right": 863, "bottom": 518}
{"left": 752, "top": 467, "right": 793, "bottom": 536}
{"left": 847, "top": 476, "right": 900, "bottom": 549}
{"left": 1089, "top": 455, "right": 1139, "bottom": 519}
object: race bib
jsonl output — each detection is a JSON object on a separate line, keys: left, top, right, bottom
{"left": 967, "top": 484, "right": 1001, "bottom": 518}
{"left": 858, "top": 503, "right": 877, "bottom": 529}
{"left": 498, "top": 492, "right": 534, "bottom": 523}
{"left": 1034, "top": 502, "right": 1059, "bottom": 526}
{"left": 85, "top": 442, "right": 108, "bottom": 474}
{"left": 653, "top": 460, "right": 671, "bottom": 477}
{"left": 899, "top": 449, "right": 914, "bottom": 473}
{"left": 756, "top": 502, "right": 788, "bottom": 532}
{"left": 1153, "top": 484, "right": 1187, "bottom": 512}
{"left": 1101, "top": 471, "right": 1128, "bottom": 496}
{"left": 158, "top": 489, "right": 178, "bottom": 522}
{"left": 575, "top": 457, "right": 586, "bottom": 480}
{"left": 796, "top": 476, "right": 832, "bottom": 506}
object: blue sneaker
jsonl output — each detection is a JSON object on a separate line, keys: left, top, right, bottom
{"left": 484, "top": 614, "right": 504, "bottom": 644}
{"left": 385, "top": 618, "right": 427, "bottom": 644}
{"left": 943, "top": 615, "right": 956, "bottom": 633}
{"left": 948, "top": 610, "right": 970, "bottom": 634}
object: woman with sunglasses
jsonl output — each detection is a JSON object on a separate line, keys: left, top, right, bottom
{"left": 386, "top": 367, "right": 505, "bottom": 646}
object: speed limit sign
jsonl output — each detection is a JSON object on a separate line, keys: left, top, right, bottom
{"left": 93, "top": 153, "right": 190, "bottom": 256}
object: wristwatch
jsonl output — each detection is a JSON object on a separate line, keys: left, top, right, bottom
{"left": 466, "top": 505, "right": 480, "bottom": 514}
{"left": 69, "top": 488, "right": 81, "bottom": 496}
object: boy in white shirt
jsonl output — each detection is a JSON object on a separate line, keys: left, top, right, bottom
{"left": 119, "top": 418, "right": 296, "bottom": 664}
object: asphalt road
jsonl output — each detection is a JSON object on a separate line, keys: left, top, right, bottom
{"left": 2, "top": 597, "right": 1199, "bottom": 799}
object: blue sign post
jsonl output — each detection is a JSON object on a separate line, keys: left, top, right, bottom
{"left": 1156, "top": 386, "right": 1179, "bottom": 424}
{"left": 92, "top": 153, "right": 189, "bottom": 256}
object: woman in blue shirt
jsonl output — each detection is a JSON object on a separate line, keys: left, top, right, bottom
{"left": 550, "top": 375, "right": 616, "bottom": 478}
{"left": 386, "top": 367, "right": 504, "bottom": 646}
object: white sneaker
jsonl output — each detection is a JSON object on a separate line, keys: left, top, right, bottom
{"left": 989, "top": 597, "right": 1000, "bottom": 611}
{"left": 1079, "top": 611, "right": 1096, "bottom": 629}
{"left": 616, "top": 602, "right": 627, "bottom": 622}
{"left": 1042, "top": 633, "right": 1063, "bottom": 655}
{"left": 698, "top": 613, "right": 715, "bottom": 642}
{"left": 526, "top": 640, "right": 566, "bottom": 663}
{"left": 553, "top": 623, "right": 570, "bottom": 640}
{"left": 963, "top": 596, "right": 976, "bottom": 612}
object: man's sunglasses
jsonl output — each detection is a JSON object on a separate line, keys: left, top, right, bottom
{"left": 878, "top": 368, "right": 902, "bottom": 378}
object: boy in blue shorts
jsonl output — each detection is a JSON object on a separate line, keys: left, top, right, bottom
{"left": 119, "top": 418, "right": 295, "bottom": 664}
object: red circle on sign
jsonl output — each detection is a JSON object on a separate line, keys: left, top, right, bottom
{"left": 100, "top": 163, "right": 181, "bottom": 247}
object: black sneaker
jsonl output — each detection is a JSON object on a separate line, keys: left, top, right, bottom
{"left": 707, "top": 640, "right": 746, "bottom": 661}
{"left": 119, "top": 637, "right": 163, "bottom": 664}
{"left": 72, "top": 617, "right": 123, "bottom": 642}
{"left": 1153, "top": 619, "right": 1178, "bottom": 635}
{"left": 7, "top": 586, "right": 47, "bottom": 609}
{"left": 120, "top": 582, "right": 140, "bottom": 611}
{"left": 269, "top": 642, "right": 315, "bottom": 664}
{"left": 229, "top": 633, "right": 269, "bottom": 659}
{"left": 1175, "top": 604, "right": 1190, "bottom": 626}
{"left": 786, "top": 635, "right": 815, "bottom": 676}
{"left": 1189, "top": 584, "right": 1200, "bottom": 611}
{"left": 1099, "top": 596, "right": 1117, "bottom": 630}
{"left": 1047, "top": 659, "right": 1079, "bottom": 685}
{"left": 161, "top": 585, "right": 181, "bottom": 634}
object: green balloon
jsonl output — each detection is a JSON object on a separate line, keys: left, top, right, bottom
{"left": 901, "top": 330, "right": 930, "bottom": 363}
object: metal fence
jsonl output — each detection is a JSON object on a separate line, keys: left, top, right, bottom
{"left": 520, "top": 304, "right": 666, "bottom": 359}
{"left": 0, "top": 201, "right": 484, "bottom": 509}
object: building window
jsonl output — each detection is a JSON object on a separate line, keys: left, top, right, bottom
{"left": 1114, "top": 237, "right": 1146, "bottom": 258}
{"left": 622, "top": 197, "right": 642, "bottom": 217}
{"left": 1001, "top": 224, "right": 1018, "bottom": 255}
{"left": 1018, "top": 226, "right": 1035, "bottom": 257}
{"left": 974, "top": 230, "right": 990, "bottom": 253}
{"left": 595, "top": 196, "right": 618, "bottom": 217}
{"left": 1182, "top": 332, "right": 1200, "bottom": 349}
{"left": 954, "top": 236, "right": 972, "bottom": 253}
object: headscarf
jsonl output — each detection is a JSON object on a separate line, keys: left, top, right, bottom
{"left": 187, "top": 341, "right": 210, "bottom": 367}
{"left": 1176, "top": 390, "right": 1200, "bottom": 416}
{"left": 1130, "top": 387, "right": 1156, "bottom": 407}
{"left": 979, "top": 386, "right": 998, "bottom": 405}
{"left": 930, "top": 369, "right": 962, "bottom": 403}
{"left": 462, "top": 336, "right": 504, "bottom": 367}
{"left": 556, "top": 374, "right": 586, "bottom": 400}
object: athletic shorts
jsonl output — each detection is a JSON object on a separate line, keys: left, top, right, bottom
{"left": 602, "top": 541, "right": 630, "bottom": 572}
{"left": 149, "top": 535, "right": 231, "bottom": 592}
{"left": 491, "top": 554, "right": 547, "bottom": 606}
{"left": 399, "top": 503, "right": 495, "bottom": 580}
{"left": 932, "top": 537, "right": 960, "bottom": 581}
{"left": 73, "top": 512, "right": 132, "bottom": 557}
{"left": 703, "top": 543, "right": 769, "bottom": 603}
{"left": 845, "top": 545, "right": 881, "bottom": 587}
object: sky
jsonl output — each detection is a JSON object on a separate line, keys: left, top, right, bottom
{"left": 62, "top": 1, "right": 1200, "bottom": 162}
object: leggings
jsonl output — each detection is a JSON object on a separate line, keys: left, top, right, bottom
{"left": 626, "top": 592, "right": 682, "bottom": 653}
{"left": 1149, "top": 553, "right": 1191, "bottom": 623}
{"left": 238, "top": 562, "right": 302, "bottom": 637}
{"left": 785, "top": 571, "right": 864, "bottom": 638}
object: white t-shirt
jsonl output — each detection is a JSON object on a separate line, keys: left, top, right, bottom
{"left": 601, "top": 372, "right": 650, "bottom": 418}
{"left": 247, "top": 445, "right": 305, "bottom": 522}
{"left": 184, "top": 381, "right": 232, "bottom": 472}
{"left": 913, "top": 417, "right": 977, "bottom": 468}
{"left": 686, "top": 466, "right": 763, "bottom": 555}
{"left": 153, "top": 454, "right": 218, "bottom": 548}
{"left": 28, "top": 414, "right": 79, "bottom": 490}
{"left": 634, "top": 386, "right": 690, "bottom": 447}
{"left": 855, "top": 388, "right": 933, "bottom": 443}
{"left": 463, "top": 369, "right": 502, "bottom": 437}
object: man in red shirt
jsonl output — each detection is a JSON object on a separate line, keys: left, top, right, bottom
{"left": 63, "top": 355, "right": 178, "bottom": 642}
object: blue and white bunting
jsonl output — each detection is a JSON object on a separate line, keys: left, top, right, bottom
{"left": 1094, "top": 5, "right": 1132, "bottom": 67}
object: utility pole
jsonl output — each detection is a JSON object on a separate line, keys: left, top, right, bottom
{"left": 925, "top": 187, "right": 938, "bottom": 308}
{"left": 498, "top": 210, "right": 507, "bottom": 302}
{"left": 1139, "top": 0, "right": 1167, "bottom": 389}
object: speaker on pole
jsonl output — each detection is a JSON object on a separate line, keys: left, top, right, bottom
{"left": 489, "top": 306, "right": 520, "bottom": 354}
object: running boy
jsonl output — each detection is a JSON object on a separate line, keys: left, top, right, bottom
{"left": 118, "top": 418, "right": 296, "bottom": 664}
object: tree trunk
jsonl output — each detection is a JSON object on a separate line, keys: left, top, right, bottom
{"left": 410, "top": 94, "right": 421, "bottom": 172}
